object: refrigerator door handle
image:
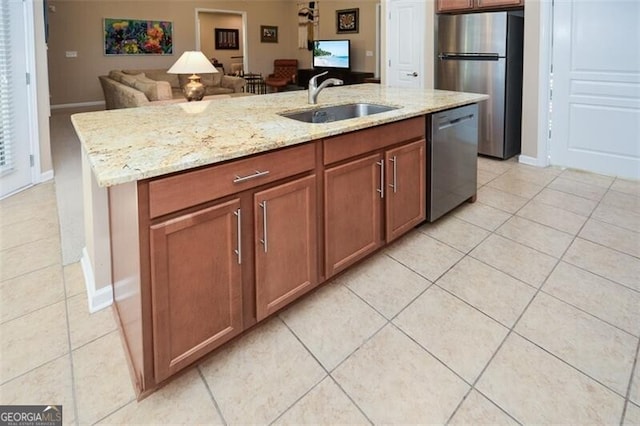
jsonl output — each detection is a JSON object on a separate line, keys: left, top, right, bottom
{"left": 438, "top": 53, "right": 501, "bottom": 61}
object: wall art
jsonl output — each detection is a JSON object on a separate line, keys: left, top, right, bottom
{"left": 104, "top": 18, "right": 173, "bottom": 55}
{"left": 215, "top": 28, "right": 239, "bottom": 50}
{"left": 336, "top": 8, "right": 358, "bottom": 34}
{"left": 261, "top": 25, "right": 278, "bottom": 43}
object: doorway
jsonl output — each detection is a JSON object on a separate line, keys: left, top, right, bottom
{"left": 386, "top": 0, "right": 425, "bottom": 89}
{"left": 195, "top": 9, "right": 248, "bottom": 76}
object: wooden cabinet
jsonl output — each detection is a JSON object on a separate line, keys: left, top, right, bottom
{"left": 437, "top": 0, "right": 473, "bottom": 13}
{"left": 325, "top": 153, "right": 384, "bottom": 277}
{"left": 150, "top": 198, "right": 243, "bottom": 382}
{"left": 477, "top": 0, "right": 523, "bottom": 8}
{"left": 323, "top": 118, "right": 426, "bottom": 277}
{"left": 254, "top": 175, "right": 317, "bottom": 321}
{"left": 437, "top": 0, "right": 523, "bottom": 13}
{"left": 109, "top": 114, "right": 434, "bottom": 397}
{"left": 385, "top": 140, "right": 426, "bottom": 242}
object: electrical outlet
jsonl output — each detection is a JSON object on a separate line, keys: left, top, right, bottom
{"left": 65, "top": 51, "right": 78, "bottom": 58}
{"left": 366, "top": 50, "right": 374, "bottom": 57}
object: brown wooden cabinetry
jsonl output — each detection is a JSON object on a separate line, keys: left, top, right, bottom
{"left": 437, "top": 0, "right": 523, "bottom": 13}
{"left": 385, "top": 140, "right": 426, "bottom": 242}
{"left": 323, "top": 117, "right": 426, "bottom": 277}
{"left": 254, "top": 175, "right": 317, "bottom": 321}
{"left": 150, "top": 199, "right": 243, "bottom": 382}
{"left": 325, "top": 153, "right": 384, "bottom": 277}
{"left": 109, "top": 114, "right": 436, "bottom": 398}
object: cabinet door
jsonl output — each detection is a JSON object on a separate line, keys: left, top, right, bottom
{"left": 437, "top": 0, "right": 474, "bottom": 13}
{"left": 476, "top": 0, "right": 523, "bottom": 8}
{"left": 254, "top": 175, "right": 318, "bottom": 321}
{"left": 385, "top": 140, "right": 427, "bottom": 242}
{"left": 325, "top": 153, "right": 384, "bottom": 277}
{"left": 150, "top": 199, "right": 243, "bottom": 382}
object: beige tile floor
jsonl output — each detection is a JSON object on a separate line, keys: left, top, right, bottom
{"left": 1, "top": 157, "right": 639, "bottom": 425}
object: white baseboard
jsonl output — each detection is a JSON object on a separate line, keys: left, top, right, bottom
{"left": 81, "top": 247, "right": 113, "bottom": 313}
{"left": 518, "top": 154, "right": 548, "bottom": 168}
{"left": 39, "top": 169, "right": 54, "bottom": 182}
{"left": 51, "top": 100, "right": 105, "bottom": 111}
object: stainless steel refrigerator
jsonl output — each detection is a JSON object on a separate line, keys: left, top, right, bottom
{"left": 436, "top": 11, "right": 524, "bottom": 159}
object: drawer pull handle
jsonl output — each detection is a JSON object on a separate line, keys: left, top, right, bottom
{"left": 259, "top": 201, "right": 268, "bottom": 253}
{"left": 389, "top": 156, "right": 398, "bottom": 193}
{"left": 233, "top": 208, "right": 242, "bottom": 264}
{"left": 376, "top": 160, "right": 385, "bottom": 199}
{"left": 233, "top": 170, "right": 270, "bottom": 183}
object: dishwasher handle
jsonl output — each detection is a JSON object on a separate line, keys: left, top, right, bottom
{"left": 437, "top": 114, "right": 475, "bottom": 131}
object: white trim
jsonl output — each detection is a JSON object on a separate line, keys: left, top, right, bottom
{"left": 375, "top": 3, "right": 381, "bottom": 78}
{"left": 39, "top": 169, "right": 53, "bottom": 182}
{"left": 194, "top": 8, "right": 249, "bottom": 74}
{"left": 0, "top": 184, "right": 33, "bottom": 201}
{"left": 23, "top": 1, "right": 41, "bottom": 186}
{"left": 536, "top": 0, "right": 553, "bottom": 167}
{"left": 518, "top": 154, "right": 545, "bottom": 167}
{"left": 50, "top": 100, "right": 105, "bottom": 111}
{"left": 81, "top": 247, "right": 113, "bottom": 313}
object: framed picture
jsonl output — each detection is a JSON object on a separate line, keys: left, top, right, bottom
{"left": 260, "top": 25, "right": 278, "bottom": 43}
{"left": 104, "top": 18, "right": 173, "bottom": 55}
{"left": 336, "top": 8, "right": 359, "bottom": 34}
{"left": 215, "top": 28, "right": 239, "bottom": 50}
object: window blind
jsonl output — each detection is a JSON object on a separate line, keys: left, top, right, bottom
{"left": 0, "top": 0, "right": 15, "bottom": 174}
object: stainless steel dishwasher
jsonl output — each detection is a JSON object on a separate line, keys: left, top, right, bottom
{"left": 428, "top": 103, "right": 479, "bottom": 221}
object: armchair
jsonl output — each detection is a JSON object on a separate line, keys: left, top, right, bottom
{"left": 265, "top": 59, "right": 298, "bottom": 92}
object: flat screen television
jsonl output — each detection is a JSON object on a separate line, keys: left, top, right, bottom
{"left": 313, "top": 39, "right": 350, "bottom": 70}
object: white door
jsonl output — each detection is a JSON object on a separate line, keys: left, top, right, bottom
{"left": 386, "top": 0, "right": 425, "bottom": 89}
{"left": 0, "top": 0, "right": 33, "bottom": 198}
{"left": 550, "top": 0, "right": 640, "bottom": 180}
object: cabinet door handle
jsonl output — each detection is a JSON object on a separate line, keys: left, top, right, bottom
{"left": 233, "top": 208, "right": 242, "bottom": 264}
{"left": 233, "top": 170, "right": 270, "bottom": 183}
{"left": 259, "top": 200, "right": 268, "bottom": 253}
{"left": 389, "top": 156, "right": 398, "bottom": 193}
{"left": 376, "top": 160, "right": 385, "bottom": 199}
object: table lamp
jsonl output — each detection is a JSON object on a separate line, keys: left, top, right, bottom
{"left": 167, "top": 51, "right": 218, "bottom": 101}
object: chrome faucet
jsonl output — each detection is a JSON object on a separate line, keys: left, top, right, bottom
{"left": 308, "top": 71, "right": 344, "bottom": 104}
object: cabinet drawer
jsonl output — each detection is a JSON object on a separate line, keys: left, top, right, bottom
{"left": 323, "top": 117, "right": 425, "bottom": 165}
{"left": 148, "top": 143, "right": 316, "bottom": 218}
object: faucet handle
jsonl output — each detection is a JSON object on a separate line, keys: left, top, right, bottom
{"left": 309, "top": 71, "right": 329, "bottom": 86}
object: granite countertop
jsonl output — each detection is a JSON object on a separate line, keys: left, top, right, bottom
{"left": 72, "top": 84, "right": 488, "bottom": 187}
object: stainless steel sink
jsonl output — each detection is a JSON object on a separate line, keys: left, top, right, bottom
{"left": 279, "top": 103, "right": 399, "bottom": 123}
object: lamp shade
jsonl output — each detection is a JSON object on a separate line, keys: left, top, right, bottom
{"left": 167, "top": 51, "right": 218, "bottom": 74}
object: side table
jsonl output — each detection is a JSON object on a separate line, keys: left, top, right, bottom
{"left": 243, "top": 73, "right": 266, "bottom": 95}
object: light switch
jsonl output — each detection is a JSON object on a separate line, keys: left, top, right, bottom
{"left": 65, "top": 51, "right": 78, "bottom": 58}
{"left": 366, "top": 50, "right": 374, "bottom": 57}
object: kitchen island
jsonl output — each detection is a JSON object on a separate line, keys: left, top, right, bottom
{"left": 72, "top": 84, "right": 488, "bottom": 398}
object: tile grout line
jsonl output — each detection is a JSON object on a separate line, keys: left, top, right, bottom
{"left": 0, "top": 353, "right": 69, "bottom": 387}
{"left": 443, "top": 171, "right": 570, "bottom": 423}
{"left": 197, "top": 366, "right": 228, "bottom": 425}
{"left": 539, "top": 288, "right": 640, "bottom": 339}
{"left": 447, "top": 173, "right": 630, "bottom": 422}
{"left": 443, "top": 258, "right": 564, "bottom": 425}
{"left": 54, "top": 182, "right": 81, "bottom": 426}
{"left": 620, "top": 337, "right": 640, "bottom": 426}
{"left": 273, "top": 315, "right": 375, "bottom": 425}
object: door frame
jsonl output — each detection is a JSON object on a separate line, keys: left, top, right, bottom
{"left": 1, "top": 0, "right": 42, "bottom": 199}
{"left": 194, "top": 8, "right": 249, "bottom": 74}
{"left": 521, "top": 0, "right": 553, "bottom": 169}
{"left": 26, "top": 0, "right": 42, "bottom": 184}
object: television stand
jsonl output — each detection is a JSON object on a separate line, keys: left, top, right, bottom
{"left": 297, "top": 69, "right": 375, "bottom": 89}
